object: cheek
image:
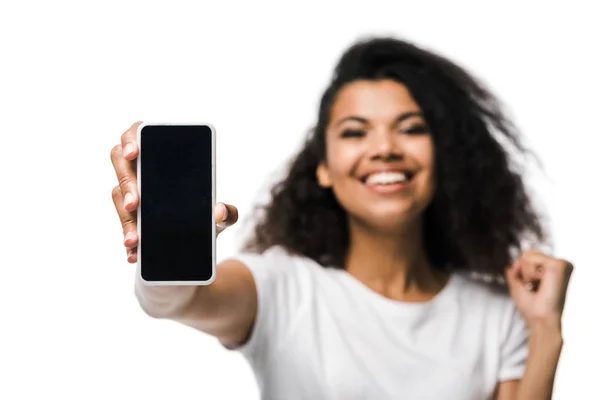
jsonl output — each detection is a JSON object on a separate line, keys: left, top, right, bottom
{"left": 408, "top": 137, "right": 435, "bottom": 167}
{"left": 326, "top": 143, "right": 363, "bottom": 180}
{"left": 405, "top": 138, "right": 436, "bottom": 196}
{"left": 418, "top": 140, "right": 436, "bottom": 197}
{"left": 324, "top": 145, "right": 364, "bottom": 209}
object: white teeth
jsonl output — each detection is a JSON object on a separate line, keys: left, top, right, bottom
{"left": 365, "top": 172, "right": 409, "bottom": 185}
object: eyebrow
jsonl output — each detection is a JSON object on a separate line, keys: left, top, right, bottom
{"left": 333, "top": 111, "right": 424, "bottom": 128}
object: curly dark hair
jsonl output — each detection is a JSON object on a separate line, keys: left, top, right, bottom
{"left": 242, "top": 36, "right": 549, "bottom": 278}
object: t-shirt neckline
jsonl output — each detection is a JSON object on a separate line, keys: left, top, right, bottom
{"left": 332, "top": 268, "right": 459, "bottom": 316}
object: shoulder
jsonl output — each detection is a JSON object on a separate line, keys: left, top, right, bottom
{"left": 451, "top": 273, "right": 531, "bottom": 381}
{"left": 226, "top": 245, "right": 326, "bottom": 303}
{"left": 228, "top": 245, "right": 323, "bottom": 280}
{"left": 451, "top": 271, "right": 527, "bottom": 344}
{"left": 452, "top": 271, "right": 510, "bottom": 299}
{"left": 223, "top": 246, "right": 325, "bottom": 359}
{"left": 451, "top": 271, "right": 519, "bottom": 318}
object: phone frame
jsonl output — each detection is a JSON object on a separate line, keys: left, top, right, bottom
{"left": 136, "top": 122, "right": 216, "bottom": 286}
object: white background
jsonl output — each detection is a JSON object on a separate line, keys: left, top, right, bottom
{"left": 1, "top": 1, "right": 598, "bottom": 398}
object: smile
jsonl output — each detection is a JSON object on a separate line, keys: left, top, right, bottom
{"left": 363, "top": 171, "right": 412, "bottom": 185}
{"left": 359, "top": 171, "right": 415, "bottom": 193}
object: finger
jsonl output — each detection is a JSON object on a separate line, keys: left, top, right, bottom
{"left": 516, "top": 252, "right": 546, "bottom": 284}
{"left": 534, "top": 262, "right": 573, "bottom": 316}
{"left": 560, "top": 259, "right": 574, "bottom": 283}
{"left": 111, "top": 143, "right": 139, "bottom": 213}
{"left": 505, "top": 262, "right": 525, "bottom": 293}
{"left": 516, "top": 261, "right": 542, "bottom": 292}
{"left": 216, "top": 203, "right": 239, "bottom": 233}
{"left": 507, "top": 268, "right": 540, "bottom": 300}
{"left": 111, "top": 185, "right": 138, "bottom": 249}
{"left": 519, "top": 250, "right": 574, "bottom": 280}
{"left": 544, "top": 257, "right": 575, "bottom": 278}
{"left": 127, "top": 247, "right": 138, "bottom": 264}
{"left": 505, "top": 264, "right": 529, "bottom": 297}
{"left": 519, "top": 249, "right": 550, "bottom": 269}
{"left": 121, "top": 121, "right": 143, "bottom": 161}
{"left": 127, "top": 247, "right": 138, "bottom": 263}
{"left": 539, "top": 258, "right": 574, "bottom": 295}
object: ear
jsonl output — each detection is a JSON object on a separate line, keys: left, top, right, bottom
{"left": 316, "top": 162, "right": 333, "bottom": 188}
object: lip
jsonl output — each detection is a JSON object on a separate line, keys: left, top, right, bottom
{"left": 357, "top": 168, "right": 416, "bottom": 194}
{"left": 362, "top": 180, "right": 414, "bottom": 194}
{"left": 358, "top": 167, "right": 416, "bottom": 183}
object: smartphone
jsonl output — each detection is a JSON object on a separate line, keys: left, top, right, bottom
{"left": 136, "top": 122, "right": 215, "bottom": 285}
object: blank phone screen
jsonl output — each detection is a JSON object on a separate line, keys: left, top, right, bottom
{"left": 139, "top": 124, "right": 213, "bottom": 283}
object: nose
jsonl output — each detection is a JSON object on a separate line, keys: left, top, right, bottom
{"left": 368, "top": 129, "right": 402, "bottom": 160}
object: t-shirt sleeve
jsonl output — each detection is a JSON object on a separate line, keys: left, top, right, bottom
{"left": 224, "top": 246, "right": 310, "bottom": 369}
{"left": 498, "top": 301, "right": 529, "bottom": 382}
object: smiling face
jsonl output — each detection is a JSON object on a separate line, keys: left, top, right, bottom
{"left": 317, "top": 79, "right": 436, "bottom": 232}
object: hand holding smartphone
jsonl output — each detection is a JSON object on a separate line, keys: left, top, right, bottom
{"left": 110, "top": 122, "right": 238, "bottom": 286}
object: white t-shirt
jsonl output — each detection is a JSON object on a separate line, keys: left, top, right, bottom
{"left": 229, "top": 246, "right": 528, "bottom": 400}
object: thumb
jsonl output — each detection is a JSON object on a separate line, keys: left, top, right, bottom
{"left": 505, "top": 262, "right": 524, "bottom": 295}
{"left": 216, "top": 202, "right": 238, "bottom": 232}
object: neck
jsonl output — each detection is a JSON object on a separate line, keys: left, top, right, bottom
{"left": 344, "top": 216, "right": 445, "bottom": 300}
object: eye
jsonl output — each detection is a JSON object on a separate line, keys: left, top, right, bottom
{"left": 403, "top": 124, "right": 429, "bottom": 135}
{"left": 340, "top": 129, "right": 366, "bottom": 138}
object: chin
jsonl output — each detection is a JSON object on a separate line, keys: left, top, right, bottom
{"left": 353, "top": 207, "right": 423, "bottom": 233}
{"left": 334, "top": 185, "right": 433, "bottom": 232}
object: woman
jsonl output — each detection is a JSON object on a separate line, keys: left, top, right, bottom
{"left": 110, "top": 37, "right": 573, "bottom": 399}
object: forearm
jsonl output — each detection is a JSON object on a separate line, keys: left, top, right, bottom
{"left": 517, "top": 322, "right": 563, "bottom": 400}
{"left": 134, "top": 273, "right": 201, "bottom": 318}
{"left": 133, "top": 260, "right": 257, "bottom": 343}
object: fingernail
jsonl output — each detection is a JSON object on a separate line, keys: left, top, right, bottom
{"left": 222, "top": 204, "right": 228, "bottom": 222}
{"left": 123, "top": 143, "right": 135, "bottom": 157}
{"left": 124, "top": 192, "right": 134, "bottom": 207}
